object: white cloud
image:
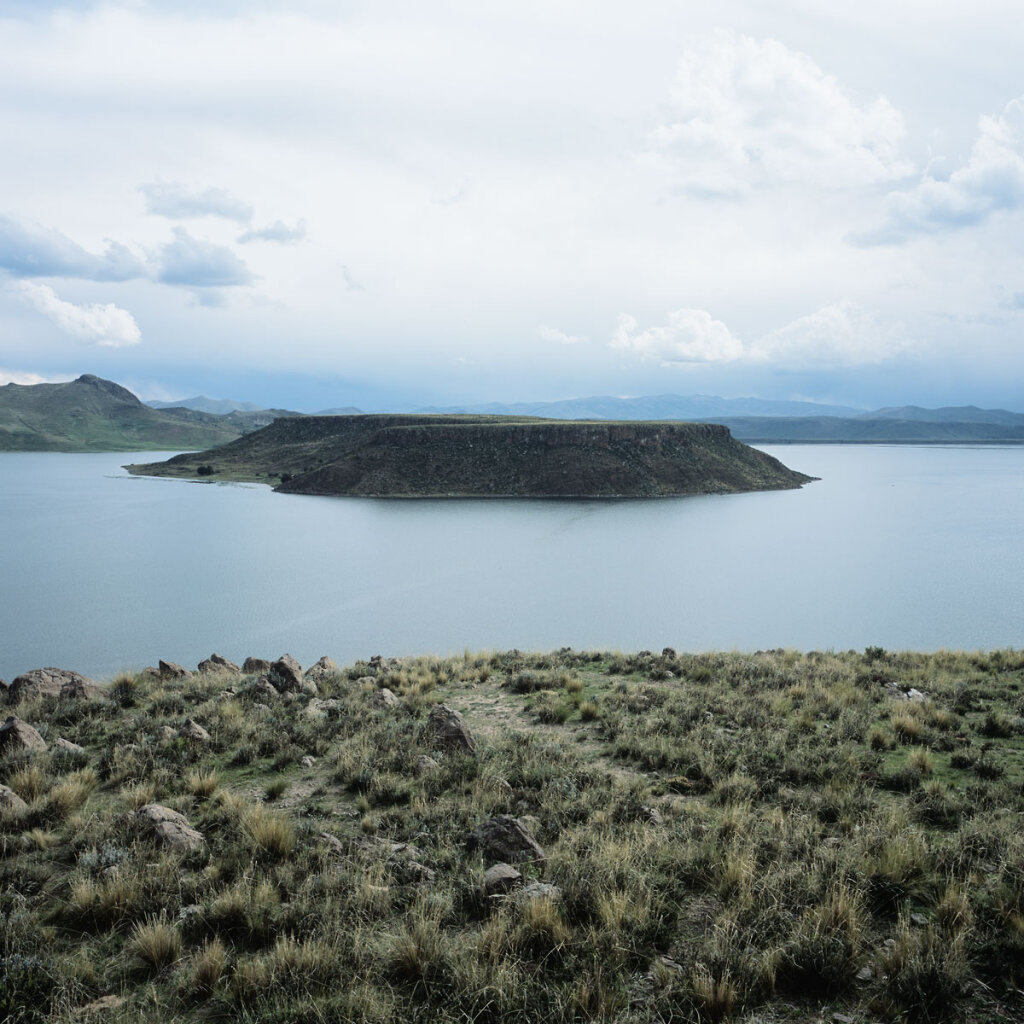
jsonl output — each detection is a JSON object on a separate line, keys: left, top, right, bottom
{"left": 156, "top": 227, "right": 254, "bottom": 288}
{"left": 539, "top": 324, "right": 586, "bottom": 345}
{"left": 9, "top": 280, "right": 141, "bottom": 347}
{"left": 0, "top": 369, "right": 75, "bottom": 386}
{"left": 237, "top": 219, "right": 306, "bottom": 244}
{"left": 853, "top": 98, "right": 1024, "bottom": 244}
{"left": 650, "top": 33, "right": 911, "bottom": 195}
{"left": 750, "top": 300, "right": 913, "bottom": 367}
{"left": 141, "top": 181, "right": 254, "bottom": 223}
{"left": 611, "top": 309, "right": 743, "bottom": 364}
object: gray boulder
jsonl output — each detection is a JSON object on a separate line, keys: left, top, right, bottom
{"left": 197, "top": 653, "right": 241, "bottom": 675}
{"left": 243, "top": 657, "right": 272, "bottom": 675}
{"left": 8, "top": 667, "right": 100, "bottom": 705}
{"left": 0, "top": 784, "right": 28, "bottom": 815}
{"left": 483, "top": 862, "right": 523, "bottom": 898}
{"left": 305, "top": 656, "right": 339, "bottom": 683}
{"left": 369, "top": 687, "right": 400, "bottom": 709}
{"left": 159, "top": 660, "right": 193, "bottom": 680}
{"left": 510, "top": 882, "right": 562, "bottom": 905}
{"left": 52, "top": 737, "right": 86, "bottom": 757}
{"left": 243, "top": 677, "right": 280, "bottom": 702}
{"left": 415, "top": 755, "right": 441, "bottom": 774}
{"left": 136, "top": 803, "right": 205, "bottom": 852}
{"left": 466, "top": 814, "right": 545, "bottom": 868}
{"left": 0, "top": 716, "right": 48, "bottom": 754}
{"left": 269, "top": 655, "right": 305, "bottom": 692}
{"left": 426, "top": 704, "right": 477, "bottom": 754}
{"left": 179, "top": 718, "right": 211, "bottom": 743}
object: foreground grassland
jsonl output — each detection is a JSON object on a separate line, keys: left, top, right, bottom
{"left": 3, "top": 648, "right": 1024, "bottom": 1023}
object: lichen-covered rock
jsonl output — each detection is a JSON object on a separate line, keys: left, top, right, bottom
{"left": 179, "top": 718, "right": 211, "bottom": 742}
{"left": 369, "top": 687, "right": 400, "bottom": 709}
{"left": 510, "top": 882, "right": 562, "bottom": 905}
{"left": 136, "top": 803, "right": 205, "bottom": 852}
{"left": 466, "top": 814, "right": 545, "bottom": 868}
{"left": 0, "top": 716, "right": 47, "bottom": 754}
{"left": 415, "top": 755, "right": 440, "bottom": 774}
{"left": 305, "top": 656, "right": 338, "bottom": 683}
{"left": 197, "top": 653, "right": 241, "bottom": 675}
{"left": 0, "top": 783, "right": 28, "bottom": 815}
{"left": 159, "top": 660, "right": 192, "bottom": 680}
{"left": 269, "top": 654, "right": 304, "bottom": 692}
{"left": 52, "top": 737, "right": 86, "bottom": 757}
{"left": 243, "top": 657, "right": 271, "bottom": 675}
{"left": 7, "top": 667, "right": 100, "bottom": 705}
{"left": 243, "top": 677, "right": 280, "bottom": 702}
{"left": 426, "top": 703, "right": 477, "bottom": 754}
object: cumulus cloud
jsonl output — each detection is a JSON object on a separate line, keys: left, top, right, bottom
{"left": 650, "top": 33, "right": 911, "bottom": 195}
{"left": 237, "top": 219, "right": 306, "bottom": 244}
{"left": 0, "top": 369, "right": 75, "bottom": 386}
{"left": 156, "top": 227, "right": 254, "bottom": 288}
{"left": 539, "top": 324, "right": 586, "bottom": 345}
{"left": 852, "top": 98, "right": 1024, "bottom": 245}
{"left": 0, "top": 215, "right": 145, "bottom": 281}
{"left": 141, "top": 181, "right": 254, "bottom": 223}
{"left": 10, "top": 280, "right": 141, "bottom": 347}
{"left": 611, "top": 309, "right": 743, "bottom": 364}
{"left": 750, "top": 300, "right": 913, "bottom": 367}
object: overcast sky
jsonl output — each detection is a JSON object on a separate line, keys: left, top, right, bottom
{"left": 2, "top": 0, "right": 1024, "bottom": 411}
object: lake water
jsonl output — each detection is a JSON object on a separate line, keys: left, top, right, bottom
{"left": 2, "top": 446, "right": 1023, "bottom": 682}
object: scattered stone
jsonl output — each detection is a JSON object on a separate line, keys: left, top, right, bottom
{"left": 243, "top": 657, "right": 271, "bottom": 675}
{"left": 466, "top": 814, "right": 545, "bottom": 868}
{"left": 910, "top": 912, "right": 928, "bottom": 927}
{"left": 305, "top": 656, "right": 339, "bottom": 683}
{"left": 641, "top": 805, "right": 663, "bottom": 825}
{"left": 369, "top": 654, "right": 389, "bottom": 673}
{"left": 80, "top": 995, "right": 125, "bottom": 1014}
{"left": 158, "top": 725, "right": 178, "bottom": 742}
{"left": 0, "top": 784, "right": 28, "bottom": 815}
{"left": 159, "top": 660, "right": 193, "bottom": 680}
{"left": 269, "top": 654, "right": 304, "bottom": 692}
{"left": 426, "top": 703, "right": 477, "bottom": 754}
{"left": 318, "top": 832, "right": 345, "bottom": 855}
{"left": 856, "top": 965, "right": 874, "bottom": 982}
{"left": 822, "top": 836, "right": 843, "bottom": 849}
{"left": 141, "top": 666, "right": 161, "bottom": 681}
{"left": 483, "top": 862, "right": 523, "bottom": 898}
{"left": 0, "top": 716, "right": 47, "bottom": 754}
{"left": 355, "top": 675, "right": 377, "bottom": 688}
{"left": 352, "top": 835, "right": 435, "bottom": 883}
{"left": 244, "top": 677, "right": 280, "bottom": 702}
{"left": 52, "top": 737, "right": 86, "bottom": 756}
{"left": 369, "top": 687, "right": 400, "bottom": 709}
{"left": 661, "top": 647, "right": 676, "bottom": 659}
{"left": 7, "top": 667, "right": 100, "bottom": 705}
{"left": 179, "top": 719, "right": 211, "bottom": 742}
{"left": 300, "top": 755, "right": 317, "bottom": 768}
{"left": 304, "top": 698, "right": 327, "bottom": 719}
{"left": 178, "top": 903, "right": 203, "bottom": 925}
{"left": 510, "top": 882, "right": 561, "bottom": 905}
{"left": 832, "top": 1014, "right": 855, "bottom": 1024}
{"left": 136, "top": 803, "right": 205, "bottom": 852}
{"left": 416, "top": 755, "right": 441, "bottom": 773}
{"left": 197, "top": 653, "right": 241, "bottom": 675}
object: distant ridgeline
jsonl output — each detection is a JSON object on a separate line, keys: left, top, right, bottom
{"left": 127, "top": 414, "right": 815, "bottom": 497}
{"left": 0, "top": 374, "right": 288, "bottom": 452}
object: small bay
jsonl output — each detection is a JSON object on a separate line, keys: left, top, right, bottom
{"left": 1, "top": 444, "right": 1022, "bottom": 681}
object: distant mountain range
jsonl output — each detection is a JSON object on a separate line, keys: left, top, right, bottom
{"left": 147, "top": 395, "right": 267, "bottom": 414}
{"left": 0, "top": 375, "right": 289, "bottom": 452}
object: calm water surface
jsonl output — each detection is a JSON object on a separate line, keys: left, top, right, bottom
{"left": 2, "top": 445, "right": 1022, "bottom": 680}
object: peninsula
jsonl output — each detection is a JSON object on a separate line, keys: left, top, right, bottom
{"left": 127, "top": 414, "right": 814, "bottom": 497}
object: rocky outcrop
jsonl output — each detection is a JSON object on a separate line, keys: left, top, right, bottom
{"left": 243, "top": 657, "right": 271, "bottom": 675}
{"left": 52, "top": 737, "right": 86, "bottom": 757}
{"left": 7, "top": 667, "right": 101, "bottom": 705}
{"left": 136, "top": 804, "right": 205, "bottom": 852}
{"left": 483, "top": 862, "right": 523, "bottom": 898}
{"left": 305, "top": 656, "right": 338, "bottom": 683}
{"left": 197, "top": 653, "right": 241, "bottom": 675}
{"left": 0, "top": 784, "right": 28, "bottom": 815}
{"left": 0, "top": 716, "right": 48, "bottom": 754}
{"left": 425, "top": 704, "right": 477, "bottom": 754}
{"left": 466, "top": 815, "right": 545, "bottom": 868}
{"left": 179, "top": 719, "right": 211, "bottom": 742}
{"left": 159, "top": 660, "right": 193, "bottom": 680}
{"left": 369, "top": 687, "right": 400, "bottom": 709}
{"left": 269, "top": 655, "right": 316, "bottom": 694}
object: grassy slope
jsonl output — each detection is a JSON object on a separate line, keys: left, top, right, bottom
{"left": 0, "top": 376, "right": 247, "bottom": 453}
{"left": 3, "top": 647, "right": 1024, "bottom": 1023}
{"left": 127, "top": 415, "right": 814, "bottom": 497}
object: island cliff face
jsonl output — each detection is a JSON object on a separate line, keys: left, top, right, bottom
{"left": 128, "top": 414, "right": 814, "bottom": 497}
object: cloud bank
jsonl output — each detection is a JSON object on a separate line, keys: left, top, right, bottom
{"left": 10, "top": 281, "right": 141, "bottom": 347}
{"left": 0, "top": 216, "right": 145, "bottom": 281}
{"left": 141, "top": 181, "right": 254, "bottom": 223}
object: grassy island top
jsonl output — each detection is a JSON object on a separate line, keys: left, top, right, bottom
{"left": 127, "top": 414, "right": 814, "bottom": 497}
{"left": 2, "top": 646, "right": 1023, "bottom": 1023}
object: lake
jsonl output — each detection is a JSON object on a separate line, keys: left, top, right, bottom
{"left": 2, "top": 445, "right": 1022, "bottom": 682}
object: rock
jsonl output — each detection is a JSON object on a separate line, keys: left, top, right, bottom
{"left": 641, "top": 805, "right": 663, "bottom": 825}
{"left": 304, "top": 698, "right": 327, "bottom": 719}
{"left": 7, "top": 667, "right": 100, "bottom": 705}
{"left": 52, "top": 736, "right": 86, "bottom": 756}
{"left": 416, "top": 755, "right": 440, "bottom": 773}
{"left": 197, "top": 653, "right": 241, "bottom": 675}
{"left": 368, "top": 654, "right": 389, "bottom": 673}
{"left": 80, "top": 995, "right": 125, "bottom": 1014}
{"left": 136, "top": 803, "right": 205, "bottom": 852}
{"left": 157, "top": 725, "right": 178, "bottom": 742}
{"left": 822, "top": 836, "right": 842, "bottom": 849}
{"left": 305, "top": 656, "right": 338, "bottom": 683}
{"left": 300, "top": 755, "right": 317, "bottom": 768}
{"left": 318, "top": 832, "right": 345, "bottom": 855}
{"left": 243, "top": 657, "right": 271, "bottom": 675}
{"left": 466, "top": 814, "right": 545, "bottom": 868}
{"left": 159, "top": 660, "right": 193, "bottom": 680}
{"left": 910, "top": 912, "right": 928, "bottom": 927}
{"left": 0, "top": 784, "right": 28, "bottom": 815}
{"left": 269, "top": 654, "right": 304, "bottom": 692}
{"left": 244, "top": 677, "right": 280, "bottom": 702}
{"left": 355, "top": 675, "right": 377, "bottom": 687}
{"left": 832, "top": 1015, "right": 856, "bottom": 1024}
{"left": 369, "top": 687, "right": 400, "bottom": 709}
{"left": 141, "top": 666, "right": 161, "bottom": 681}
{"left": 426, "top": 704, "right": 477, "bottom": 754}
{"left": 483, "top": 862, "right": 523, "bottom": 898}
{"left": 179, "top": 718, "right": 211, "bottom": 742}
{"left": 661, "top": 647, "right": 677, "bottom": 659}
{"left": 0, "top": 716, "right": 47, "bottom": 754}
{"left": 856, "top": 965, "right": 874, "bottom": 981}
{"left": 510, "top": 882, "right": 561, "bottom": 905}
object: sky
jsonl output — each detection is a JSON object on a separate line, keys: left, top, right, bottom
{"left": 2, "top": 1, "right": 1024, "bottom": 412}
